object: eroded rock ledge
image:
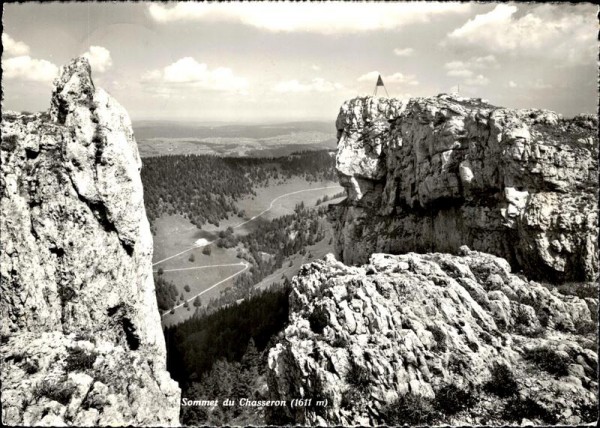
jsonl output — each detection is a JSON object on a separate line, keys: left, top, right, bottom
{"left": 1, "top": 58, "right": 180, "bottom": 426}
{"left": 332, "top": 95, "right": 598, "bottom": 282}
{"left": 268, "top": 250, "right": 598, "bottom": 426}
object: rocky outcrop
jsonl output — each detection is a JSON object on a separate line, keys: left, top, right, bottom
{"left": 332, "top": 95, "right": 598, "bottom": 282}
{"left": 268, "top": 250, "right": 598, "bottom": 425}
{"left": 1, "top": 58, "right": 180, "bottom": 425}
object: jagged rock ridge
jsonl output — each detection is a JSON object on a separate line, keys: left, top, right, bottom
{"left": 1, "top": 58, "right": 180, "bottom": 426}
{"left": 266, "top": 95, "right": 598, "bottom": 426}
{"left": 268, "top": 250, "right": 598, "bottom": 425}
{"left": 332, "top": 95, "right": 598, "bottom": 282}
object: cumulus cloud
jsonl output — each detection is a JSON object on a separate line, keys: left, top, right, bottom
{"left": 464, "top": 74, "right": 489, "bottom": 86}
{"left": 447, "top": 69, "right": 474, "bottom": 78}
{"left": 445, "top": 4, "right": 596, "bottom": 64}
{"left": 82, "top": 46, "right": 113, "bottom": 73}
{"left": 532, "top": 79, "right": 552, "bottom": 90}
{"left": 143, "top": 57, "right": 248, "bottom": 93}
{"left": 358, "top": 71, "right": 418, "bottom": 86}
{"left": 273, "top": 78, "right": 343, "bottom": 93}
{"left": 3, "top": 56, "right": 59, "bottom": 82}
{"left": 444, "top": 55, "right": 497, "bottom": 72}
{"left": 470, "top": 55, "right": 498, "bottom": 68}
{"left": 2, "top": 34, "right": 59, "bottom": 83}
{"left": 357, "top": 71, "right": 380, "bottom": 83}
{"left": 148, "top": 2, "right": 470, "bottom": 34}
{"left": 2, "top": 33, "right": 30, "bottom": 56}
{"left": 444, "top": 55, "right": 496, "bottom": 84}
{"left": 393, "top": 47, "right": 414, "bottom": 57}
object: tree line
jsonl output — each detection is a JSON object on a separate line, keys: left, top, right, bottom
{"left": 164, "top": 282, "right": 290, "bottom": 384}
{"left": 140, "top": 151, "right": 336, "bottom": 232}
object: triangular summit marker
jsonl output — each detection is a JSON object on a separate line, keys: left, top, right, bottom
{"left": 373, "top": 74, "right": 389, "bottom": 97}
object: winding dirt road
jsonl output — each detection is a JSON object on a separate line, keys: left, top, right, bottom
{"left": 152, "top": 185, "right": 342, "bottom": 267}
{"left": 161, "top": 262, "right": 249, "bottom": 317}
{"left": 157, "top": 185, "right": 343, "bottom": 318}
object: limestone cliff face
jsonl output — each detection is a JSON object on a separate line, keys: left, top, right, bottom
{"left": 332, "top": 95, "right": 598, "bottom": 282}
{"left": 266, "top": 95, "right": 598, "bottom": 426}
{"left": 1, "top": 58, "right": 180, "bottom": 426}
{"left": 268, "top": 251, "right": 598, "bottom": 425}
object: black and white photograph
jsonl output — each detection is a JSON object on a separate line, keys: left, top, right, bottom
{"left": 1, "top": 1, "right": 598, "bottom": 426}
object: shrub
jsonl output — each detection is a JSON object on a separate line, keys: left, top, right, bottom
{"left": 202, "top": 246, "right": 212, "bottom": 256}
{"left": 435, "top": 384, "right": 478, "bottom": 414}
{"left": 448, "top": 353, "right": 470, "bottom": 374}
{"left": 189, "top": 254, "right": 195, "bottom": 262}
{"left": 65, "top": 348, "right": 97, "bottom": 372}
{"left": 340, "top": 388, "right": 362, "bottom": 409}
{"left": 502, "top": 396, "right": 557, "bottom": 424}
{"left": 514, "top": 304, "right": 532, "bottom": 326}
{"left": 579, "top": 402, "right": 599, "bottom": 423}
{"left": 574, "top": 318, "right": 597, "bottom": 336}
{"left": 33, "top": 377, "right": 74, "bottom": 405}
{"left": 332, "top": 335, "right": 349, "bottom": 348}
{"left": 523, "top": 347, "right": 570, "bottom": 377}
{"left": 484, "top": 364, "right": 518, "bottom": 398}
{"left": 1, "top": 134, "right": 18, "bottom": 151}
{"left": 555, "top": 282, "right": 598, "bottom": 300}
{"left": 346, "top": 360, "right": 370, "bottom": 392}
{"left": 381, "top": 394, "right": 440, "bottom": 425}
{"left": 22, "top": 359, "right": 40, "bottom": 374}
{"left": 428, "top": 325, "right": 447, "bottom": 351}
{"left": 73, "top": 332, "right": 96, "bottom": 343}
{"left": 184, "top": 285, "right": 191, "bottom": 293}
{"left": 81, "top": 390, "right": 108, "bottom": 411}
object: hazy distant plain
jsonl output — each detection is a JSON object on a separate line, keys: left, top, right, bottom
{"left": 134, "top": 121, "right": 337, "bottom": 157}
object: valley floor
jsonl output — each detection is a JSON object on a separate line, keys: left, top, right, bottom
{"left": 153, "top": 178, "right": 343, "bottom": 327}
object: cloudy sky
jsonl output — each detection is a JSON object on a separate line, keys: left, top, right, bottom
{"left": 2, "top": 1, "right": 597, "bottom": 122}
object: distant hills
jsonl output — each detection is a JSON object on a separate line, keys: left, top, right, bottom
{"left": 132, "top": 120, "right": 334, "bottom": 140}
{"left": 133, "top": 120, "right": 337, "bottom": 158}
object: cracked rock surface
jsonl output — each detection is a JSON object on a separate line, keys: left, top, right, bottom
{"left": 267, "top": 250, "right": 598, "bottom": 426}
{"left": 1, "top": 58, "right": 180, "bottom": 426}
{"left": 332, "top": 95, "right": 598, "bottom": 282}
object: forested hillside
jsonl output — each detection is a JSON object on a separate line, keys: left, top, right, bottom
{"left": 201, "top": 203, "right": 329, "bottom": 312}
{"left": 165, "top": 284, "right": 291, "bottom": 425}
{"left": 141, "top": 151, "right": 336, "bottom": 229}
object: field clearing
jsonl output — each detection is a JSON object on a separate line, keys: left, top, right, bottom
{"left": 153, "top": 215, "right": 206, "bottom": 262}
{"left": 137, "top": 132, "right": 335, "bottom": 158}
{"left": 152, "top": 177, "right": 345, "bottom": 327}
{"left": 160, "top": 262, "right": 245, "bottom": 328}
{"left": 201, "top": 178, "right": 344, "bottom": 234}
